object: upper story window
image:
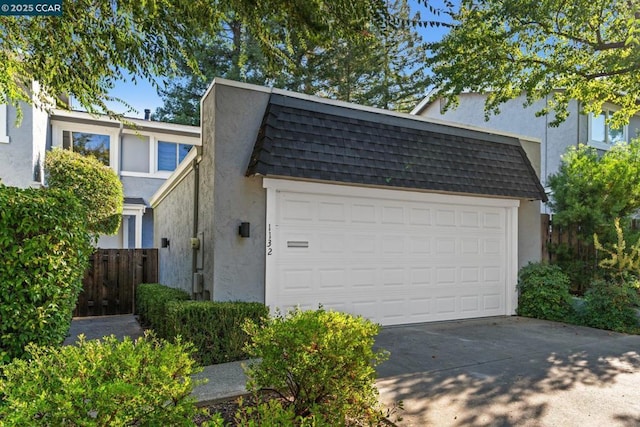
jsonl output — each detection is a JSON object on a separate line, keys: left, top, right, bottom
{"left": 63, "top": 131, "right": 110, "bottom": 165}
{"left": 157, "top": 142, "right": 193, "bottom": 171}
{"left": 121, "top": 134, "right": 150, "bottom": 173}
{"left": 119, "top": 134, "right": 193, "bottom": 176}
{"left": 588, "top": 109, "right": 627, "bottom": 148}
{"left": 52, "top": 116, "right": 198, "bottom": 178}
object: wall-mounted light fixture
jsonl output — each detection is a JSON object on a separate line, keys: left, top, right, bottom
{"left": 238, "top": 222, "right": 250, "bottom": 238}
{"left": 161, "top": 237, "right": 170, "bottom": 248}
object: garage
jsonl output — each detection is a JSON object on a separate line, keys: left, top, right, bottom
{"left": 245, "top": 94, "right": 546, "bottom": 326}
{"left": 264, "top": 179, "right": 519, "bottom": 325}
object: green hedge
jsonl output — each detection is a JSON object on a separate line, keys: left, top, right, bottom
{"left": 0, "top": 186, "right": 93, "bottom": 364}
{"left": 165, "top": 301, "right": 269, "bottom": 365}
{"left": 136, "top": 284, "right": 268, "bottom": 365}
{"left": 136, "top": 283, "right": 190, "bottom": 337}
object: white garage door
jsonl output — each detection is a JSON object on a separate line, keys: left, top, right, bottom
{"left": 264, "top": 179, "right": 519, "bottom": 326}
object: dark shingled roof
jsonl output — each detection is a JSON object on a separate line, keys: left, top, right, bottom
{"left": 247, "top": 94, "right": 547, "bottom": 201}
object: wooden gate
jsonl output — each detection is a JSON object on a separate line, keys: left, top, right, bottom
{"left": 74, "top": 249, "right": 158, "bottom": 317}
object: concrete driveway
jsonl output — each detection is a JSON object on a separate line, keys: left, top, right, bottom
{"left": 375, "top": 317, "right": 640, "bottom": 427}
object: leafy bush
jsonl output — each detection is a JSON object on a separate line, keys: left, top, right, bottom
{"left": 165, "top": 301, "right": 269, "bottom": 365}
{"left": 243, "top": 308, "right": 389, "bottom": 425}
{"left": 0, "top": 186, "right": 93, "bottom": 364}
{"left": 594, "top": 218, "right": 640, "bottom": 283}
{"left": 0, "top": 334, "right": 204, "bottom": 426}
{"left": 517, "top": 263, "right": 574, "bottom": 322}
{"left": 45, "top": 148, "right": 124, "bottom": 235}
{"left": 580, "top": 280, "right": 640, "bottom": 333}
{"left": 233, "top": 398, "right": 328, "bottom": 427}
{"left": 548, "top": 140, "right": 640, "bottom": 287}
{"left": 136, "top": 283, "right": 190, "bottom": 337}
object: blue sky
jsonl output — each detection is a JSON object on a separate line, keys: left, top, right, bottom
{"left": 102, "top": 0, "right": 454, "bottom": 119}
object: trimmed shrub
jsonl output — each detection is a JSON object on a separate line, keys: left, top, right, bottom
{"left": 517, "top": 262, "right": 574, "bottom": 322}
{"left": 243, "top": 308, "right": 389, "bottom": 425}
{"left": 165, "top": 301, "right": 269, "bottom": 365}
{"left": 0, "top": 186, "right": 93, "bottom": 364}
{"left": 581, "top": 279, "right": 640, "bottom": 333}
{"left": 45, "top": 148, "right": 123, "bottom": 235}
{"left": 136, "top": 283, "right": 190, "bottom": 337}
{"left": 0, "top": 334, "right": 208, "bottom": 426}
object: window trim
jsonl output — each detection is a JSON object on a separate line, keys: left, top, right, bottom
{"left": 0, "top": 104, "right": 10, "bottom": 143}
{"left": 587, "top": 108, "right": 628, "bottom": 150}
{"left": 119, "top": 129, "right": 197, "bottom": 178}
{"left": 51, "top": 122, "right": 120, "bottom": 171}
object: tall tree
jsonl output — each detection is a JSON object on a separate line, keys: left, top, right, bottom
{"left": 426, "top": 0, "right": 640, "bottom": 126}
{"left": 1, "top": 0, "right": 390, "bottom": 117}
{"left": 156, "top": 0, "right": 431, "bottom": 123}
{"left": 359, "top": 0, "right": 431, "bottom": 111}
{"left": 154, "top": 17, "right": 271, "bottom": 125}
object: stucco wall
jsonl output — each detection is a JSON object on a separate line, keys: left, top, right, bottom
{"left": 0, "top": 103, "right": 36, "bottom": 187}
{"left": 203, "top": 83, "right": 271, "bottom": 302}
{"left": 419, "top": 94, "right": 580, "bottom": 186}
{"left": 153, "top": 170, "right": 196, "bottom": 293}
{"left": 120, "top": 175, "right": 165, "bottom": 203}
{"left": 518, "top": 138, "right": 543, "bottom": 268}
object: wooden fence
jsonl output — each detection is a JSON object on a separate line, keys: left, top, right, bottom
{"left": 74, "top": 249, "right": 158, "bottom": 317}
{"left": 541, "top": 214, "right": 598, "bottom": 293}
{"left": 540, "top": 214, "right": 595, "bottom": 264}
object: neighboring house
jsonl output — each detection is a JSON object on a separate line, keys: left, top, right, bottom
{"left": 0, "top": 99, "right": 200, "bottom": 248}
{"left": 412, "top": 92, "right": 640, "bottom": 196}
{"left": 151, "top": 78, "right": 546, "bottom": 326}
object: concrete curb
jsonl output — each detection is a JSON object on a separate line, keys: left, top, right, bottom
{"left": 191, "top": 360, "right": 250, "bottom": 406}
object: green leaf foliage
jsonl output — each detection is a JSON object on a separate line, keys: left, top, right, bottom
{"left": 517, "top": 263, "right": 574, "bottom": 322}
{"left": 243, "top": 307, "right": 389, "bottom": 425}
{"left": 45, "top": 148, "right": 124, "bottom": 236}
{"left": 136, "top": 284, "right": 267, "bottom": 365}
{"left": 549, "top": 141, "right": 640, "bottom": 241}
{"left": 580, "top": 279, "right": 640, "bottom": 333}
{"left": 594, "top": 218, "right": 640, "bottom": 284}
{"left": 427, "top": 0, "right": 640, "bottom": 126}
{"left": 155, "top": 0, "right": 430, "bottom": 125}
{"left": 0, "top": 0, "right": 393, "bottom": 117}
{"left": 547, "top": 140, "right": 640, "bottom": 288}
{"left": 0, "top": 334, "right": 206, "bottom": 426}
{"left": 234, "top": 398, "right": 330, "bottom": 427}
{"left": 0, "top": 185, "right": 93, "bottom": 364}
{"left": 135, "top": 283, "right": 191, "bottom": 337}
{"left": 164, "top": 301, "right": 268, "bottom": 365}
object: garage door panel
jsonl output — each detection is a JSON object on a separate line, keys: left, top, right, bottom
{"left": 268, "top": 185, "right": 515, "bottom": 325}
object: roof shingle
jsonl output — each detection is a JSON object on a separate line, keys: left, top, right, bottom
{"left": 247, "top": 94, "right": 547, "bottom": 201}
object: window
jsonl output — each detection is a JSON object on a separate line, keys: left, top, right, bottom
{"left": 589, "top": 110, "right": 627, "bottom": 147}
{"left": 121, "top": 134, "right": 150, "bottom": 173}
{"left": 157, "top": 141, "right": 193, "bottom": 171}
{"left": 63, "top": 131, "right": 110, "bottom": 165}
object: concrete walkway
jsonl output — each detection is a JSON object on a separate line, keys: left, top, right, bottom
{"left": 65, "top": 315, "right": 640, "bottom": 426}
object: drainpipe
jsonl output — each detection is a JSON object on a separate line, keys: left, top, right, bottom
{"left": 191, "top": 147, "right": 201, "bottom": 299}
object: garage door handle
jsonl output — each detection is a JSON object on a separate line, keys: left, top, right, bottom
{"left": 287, "top": 241, "right": 309, "bottom": 248}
